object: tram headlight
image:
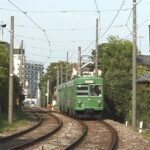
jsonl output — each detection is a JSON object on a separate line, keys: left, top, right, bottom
{"left": 97, "top": 100, "right": 101, "bottom": 104}
{"left": 78, "top": 100, "right": 82, "bottom": 106}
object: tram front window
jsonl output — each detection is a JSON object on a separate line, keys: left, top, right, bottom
{"left": 76, "top": 85, "right": 88, "bottom": 96}
{"left": 90, "top": 85, "right": 101, "bottom": 96}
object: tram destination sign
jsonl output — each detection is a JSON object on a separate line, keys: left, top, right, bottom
{"left": 84, "top": 80, "right": 94, "bottom": 84}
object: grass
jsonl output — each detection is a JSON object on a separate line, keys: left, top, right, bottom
{"left": 0, "top": 110, "right": 33, "bottom": 133}
{"left": 142, "top": 129, "right": 150, "bottom": 147}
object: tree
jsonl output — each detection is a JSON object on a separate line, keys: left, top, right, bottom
{"left": 39, "top": 61, "right": 74, "bottom": 106}
{"left": 0, "top": 43, "right": 9, "bottom": 113}
{"left": 0, "top": 43, "right": 22, "bottom": 113}
{"left": 92, "top": 36, "right": 133, "bottom": 121}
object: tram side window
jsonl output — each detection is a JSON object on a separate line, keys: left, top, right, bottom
{"left": 90, "top": 85, "right": 101, "bottom": 96}
{"left": 76, "top": 85, "right": 88, "bottom": 96}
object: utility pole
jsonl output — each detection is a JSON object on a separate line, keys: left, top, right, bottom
{"left": 148, "top": 25, "right": 150, "bottom": 52}
{"left": 132, "top": 0, "right": 137, "bottom": 128}
{"left": 19, "top": 40, "right": 23, "bottom": 86}
{"left": 37, "top": 72, "right": 41, "bottom": 106}
{"left": 66, "top": 51, "right": 68, "bottom": 82}
{"left": 47, "top": 79, "right": 49, "bottom": 106}
{"left": 61, "top": 64, "right": 63, "bottom": 84}
{"left": 23, "top": 55, "right": 26, "bottom": 89}
{"left": 95, "top": 18, "right": 98, "bottom": 77}
{"left": 56, "top": 68, "right": 59, "bottom": 102}
{"left": 78, "top": 47, "right": 81, "bottom": 76}
{"left": 8, "top": 16, "right": 14, "bottom": 124}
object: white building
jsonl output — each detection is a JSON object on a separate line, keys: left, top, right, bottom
{"left": 13, "top": 48, "right": 44, "bottom": 99}
{"left": 13, "top": 48, "right": 26, "bottom": 85}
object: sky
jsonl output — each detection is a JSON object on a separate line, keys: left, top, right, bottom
{"left": 0, "top": 0, "right": 150, "bottom": 70}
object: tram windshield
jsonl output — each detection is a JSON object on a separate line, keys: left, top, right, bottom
{"left": 90, "top": 85, "right": 101, "bottom": 96}
{"left": 76, "top": 84, "right": 102, "bottom": 96}
{"left": 76, "top": 85, "right": 88, "bottom": 96}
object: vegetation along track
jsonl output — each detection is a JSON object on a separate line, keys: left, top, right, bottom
{"left": 27, "top": 111, "right": 87, "bottom": 150}
{"left": 74, "top": 120, "right": 118, "bottom": 150}
{"left": 0, "top": 108, "right": 62, "bottom": 150}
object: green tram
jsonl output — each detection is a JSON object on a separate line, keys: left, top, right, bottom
{"left": 58, "top": 76, "right": 104, "bottom": 118}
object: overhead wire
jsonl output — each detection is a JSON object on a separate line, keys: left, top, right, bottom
{"left": 8, "top": 0, "right": 52, "bottom": 57}
{"left": 93, "top": 0, "right": 101, "bottom": 42}
{"left": 15, "top": 23, "right": 127, "bottom": 31}
{"left": 124, "top": 0, "right": 147, "bottom": 39}
{"left": 0, "top": 7, "right": 131, "bottom": 13}
{"left": 5, "top": 0, "right": 146, "bottom": 62}
{"left": 82, "top": 0, "right": 126, "bottom": 54}
{"left": 80, "top": 0, "right": 100, "bottom": 55}
{"left": 4, "top": 27, "right": 52, "bottom": 63}
{"left": 100, "top": 0, "right": 126, "bottom": 39}
{"left": 4, "top": 27, "right": 20, "bottom": 44}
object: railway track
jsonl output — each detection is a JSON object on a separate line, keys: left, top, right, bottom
{"left": 0, "top": 109, "right": 62, "bottom": 150}
{"left": 0, "top": 108, "right": 117, "bottom": 150}
{"left": 26, "top": 109, "right": 117, "bottom": 150}
{"left": 74, "top": 120, "right": 118, "bottom": 150}
{"left": 26, "top": 111, "right": 87, "bottom": 150}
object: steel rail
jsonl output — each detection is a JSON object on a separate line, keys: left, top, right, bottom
{"left": 50, "top": 110, "right": 88, "bottom": 150}
{"left": 0, "top": 111, "right": 42, "bottom": 143}
{"left": 64, "top": 119, "right": 87, "bottom": 150}
{"left": 101, "top": 121, "right": 118, "bottom": 150}
{"left": 8, "top": 113, "right": 63, "bottom": 150}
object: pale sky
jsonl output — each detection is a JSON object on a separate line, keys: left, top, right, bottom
{"left": 0, "top": 0, "right": 150, "bottom": 69}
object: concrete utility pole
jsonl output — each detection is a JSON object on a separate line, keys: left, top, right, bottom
{"left": 148, "top": 25, "right": 150, "bottom": 52}
{"left": 22, "top": 55, "right": 26, "bottom": 89}
{"left": 61, "top": 64, "right": 63, "bottom": 84}
{"left": 8, "top": 16, "right": 14, "bottom": 124}
{"left": 37, "top": 72, "right": 41, "bottom": 106}
{"left": 95, "top": 18, "right": 98, "bottom": 77}
{"left": 78, "top": 47, "right": 81, "bottom": 76}
{"left": 132, "top": 0, "right": 137, "bottom": 128}
{"left": 47, "top": 79, "right": 50, "bottom": 106}
{"left": 66, "top": 51, "right": 68, "bottom": 82}
{"left": 19, "top": 40, "right": 23, "bottom": 86}
{"left": 56, "top": 68, "right": 59, "bottom": 102}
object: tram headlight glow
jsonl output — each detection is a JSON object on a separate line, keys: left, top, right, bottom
{"left": 97, "top": 100, "right": 101, "bottom": 104}
{"left": 78, "top": 100, "right": 82, "bottom": 106}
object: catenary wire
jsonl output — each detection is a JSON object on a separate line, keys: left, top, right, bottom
{"left": 8, "top": 0, "right": 52, "bottom": 57}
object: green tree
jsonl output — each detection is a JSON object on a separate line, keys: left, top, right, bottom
{"left": 0, "top": 43, "right": 22, "bottom": 113}
{"left": 0, "top": 43, "right": 9, "bottom": 113}
{"left": 93, "top": 36, "right": 133, "bottom": 121}
{"left": 137, "top": 84, "right": 150, "bottom": 126}
{"left": 39, "top": 61, "right": 74, "bottom": 106}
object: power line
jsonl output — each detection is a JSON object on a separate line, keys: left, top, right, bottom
{"left": 15, "top": 24, "right": 126, "bottom": 31}
{"left": 124, "top": 11, "right": 150, "bottom": 39}
{"left": 82, "top": 0, "right": 126, "bottom": 54}
{"left": 137, "top": 0, "right": 143, "bottom": 5}
{"left": 93, "top": 0, "right": 100, "bottom": 14}
{"left": 0, "top": 7, "right": 131, "bottom": 13}
{"left": 100, "top": 0, "right": 126, "bottom": 38}
{"left": 27, "top": 52, "right": 76, "bottom": 59}
{"left": 8, "top": 0, "right": 52, "bottom": 57}
{"left": 14, "top": 34, "right": 95, "bottom": 43}
{"left": 4, "top": 27, "right": 51, "bottom": 63}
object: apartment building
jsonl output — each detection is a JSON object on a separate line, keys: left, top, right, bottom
{"left": 24, "top": 61, "right": 44, "bottom": 98}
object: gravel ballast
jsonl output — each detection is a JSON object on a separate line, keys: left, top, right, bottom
{"left": 105, "top": 120, "right": 150, "bottom": 150}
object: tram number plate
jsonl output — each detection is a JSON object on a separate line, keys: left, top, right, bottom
{"left": 85, "top": 80, "right": 94, "bottom": 84}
